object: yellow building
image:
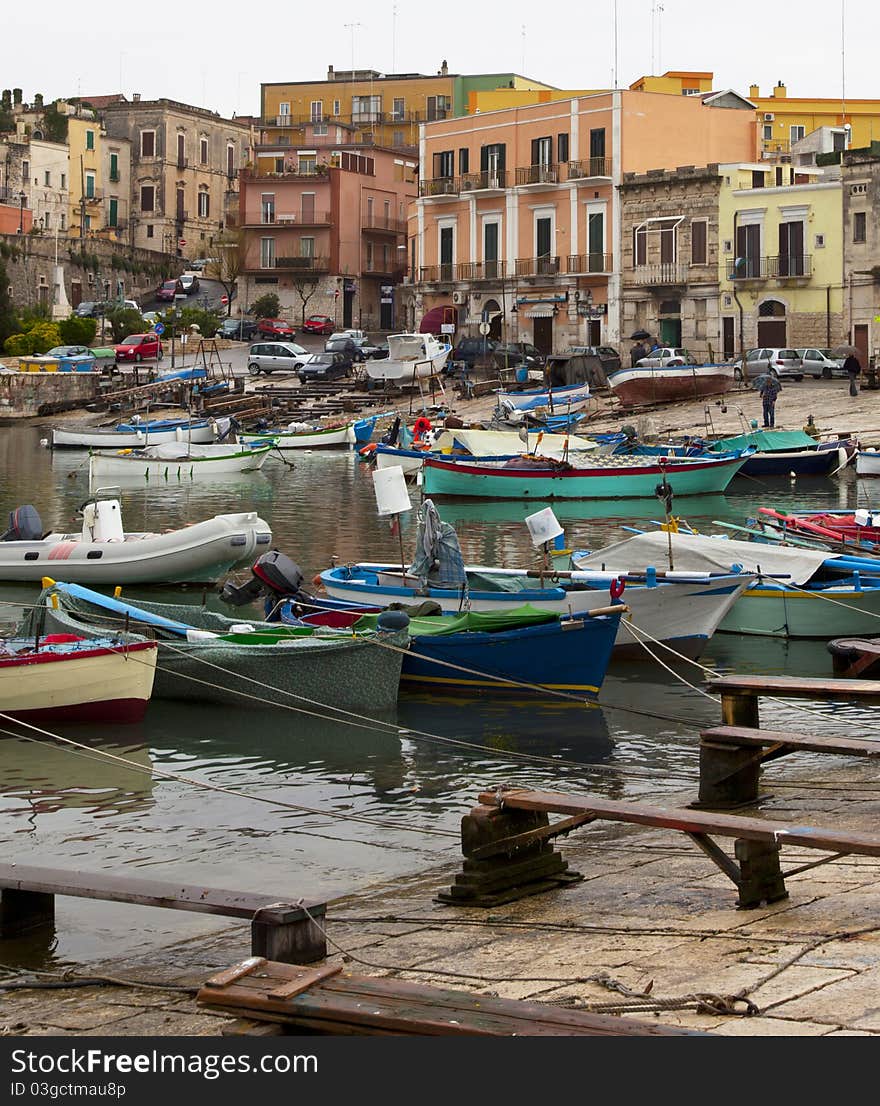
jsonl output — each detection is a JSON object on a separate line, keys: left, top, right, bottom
{"left": 629, "top": 71, "right": 714, "bottom": 96}
{"left": 750, "top": 81, "right": 880, "bottom": 156}
{"left": 717, "top": 162, "right": 844, "bottom": 357}
{"left": 261, "top": 64, "right": 555, "bottom": 151}
{"left": 67, "top": 116, "right": 104, "bottom": 237}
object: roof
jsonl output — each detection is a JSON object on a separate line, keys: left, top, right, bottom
{"left": 76, "top": 94, "right": 128, "bottom": 109}
{"left": 701, "top": 89, "right": 757, "bottom": 109}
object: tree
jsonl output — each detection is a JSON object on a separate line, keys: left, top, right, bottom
{"left": 206, "top": 232, "right": 244, "bottom": 317}
{"left": 58, "top": 316, "right": 97, "bottom": 345}
{"left": 105, "top": 307, "right": 144, "bottom": 343}
{"left": 290, "top": 273, "right": 321, "bottom": 329}
{"left": 250, "top": 292, "right": 280, "bottom": 319}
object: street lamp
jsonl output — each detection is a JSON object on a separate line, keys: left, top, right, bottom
{"left": 17, "top": 190, "right": 26, "bottom": 234}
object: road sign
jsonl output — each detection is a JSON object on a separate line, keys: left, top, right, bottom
{"left": 153, "top": 322, "right": 165, "bottom": 336}
{"left": 178, "top": 238, "right": 186, "bottom": 248}
{"left": 334, "top": 288, "right": 340, "bottom": 299}
{"left": 221, "top": 295, "right": 228, "bottom": 305}
{"left": 479, "top": 322, "right": 491, "bottom": 335}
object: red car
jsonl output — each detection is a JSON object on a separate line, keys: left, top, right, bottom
{"left": 256, "top": 318, "right": 296, "bottom": 338}
{"left": 156, "top": 278, "right": 185, "bottom": 302}
{"left": 302, "top": 314, "right": 334, "bottom": 336}
{"left": 115, "top": 333, "right": 164, "bottom": 362}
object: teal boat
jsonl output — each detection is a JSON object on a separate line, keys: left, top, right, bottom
{"left": 420, "top": 453, "right": 746, "bottom": 500}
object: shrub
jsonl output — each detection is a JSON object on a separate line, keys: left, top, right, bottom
{"left": 3, "top": 333, "right": 34, "bottom": 356}
{"left": 105, "top": 307, "right": 144, "bottom": 343}
{"left": 58, "top": 316, "right": 97, "bottom": 345}
{"left": 250, "top": 292, "right": 280, "bottom": 319}
{"left": 26, "top": 321, "right": 62, "bottom": 354}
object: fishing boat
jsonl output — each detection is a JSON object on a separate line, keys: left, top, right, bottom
{"left": 706, "top": 429, "right": 852, "bottom": 477}
{"left": 240, "top": 412, "right": 386, "bottom": 451}
{"left": 0, "top": 495, "right": 271, "bottom": 584}
{"left": 494, "top": 381, "right": 592, "bottom": 413}
{"left": 0, "top": 633, "right": 157, "bottom": 724}
{"left": 51, "top": 417, "right": 217, "bottom": 450}
{"left": 606, "top": 363, "right": 736, "bottom": 408}
{"left": 88, "top": 441, "right": 272, "bottom": 481}
{"left": 571, "top": 530, "right": 880, "bottom": 638}
{"left": 365, "top": 333, "right": 451, "bottom": 384}
{"left": 28, "top": 582, "right": 406, "bottom": 712}
{"left": 784, "top": 509, "right": 880, "bottom": 545}
{"left": 856, "top": 448, "right": 880, "bottom": 477}
{"left": 420, "top": 451, "right": 747, "bottom": 500}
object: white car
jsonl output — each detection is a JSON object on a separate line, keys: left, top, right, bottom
{"left": 247, "top": 341, "right": 316, "bottom": 375}
{"left": 636, "top": 346, "right": 697, "bottom": 368}
{"left": 796, "top": 348, "right": 847, "bottom": 379}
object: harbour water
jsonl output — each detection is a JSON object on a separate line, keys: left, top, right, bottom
{"left": 0, "top": 423, "right": 875, "bottom": 964}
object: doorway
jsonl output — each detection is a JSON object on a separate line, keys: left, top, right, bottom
{"left": 757, "top": 299, "right": 786, "bottom": 347}
{"left": 854, "top": 324, "right": 869, "bottom": 368}
{"left": 483, "top": 298, "right": 502, "bottom": 341}
{"left": 533, "top": 316, "right": 553, "bottom": 354}
{"left": 722, "top": 317, "right": 735, "bottom": 359}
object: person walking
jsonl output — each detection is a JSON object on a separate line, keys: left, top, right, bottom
{"left": 755, "top": 372, "right": 782, "bottom": 428}
{"left": 844, "top": 352, "right": 861, "bottom": 396}
{"left": 630, "top": 340, "right": 647, "bottom": 367}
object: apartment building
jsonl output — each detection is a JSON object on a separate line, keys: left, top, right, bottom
{"left": 240, "top": 123, "right": 417, "bottom": 328}
{"left": 750, "top": 81, "right": 880, "bottom": 160}
{"left": 842, "top": 143, "right": 880, "bottom": 366}
{"left": 411, "top": 90, "right": 758, "bottom": 353}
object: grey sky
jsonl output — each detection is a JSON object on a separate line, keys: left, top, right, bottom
{"left": 3, "top": 0, "right": 871, "bottom": 120}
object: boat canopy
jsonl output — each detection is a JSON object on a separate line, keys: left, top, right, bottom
{"left": 354, "top": 604, "right": 559, "bottom": 637}
{"left": 709, "top": 429, "right": 817, "bottom": 454}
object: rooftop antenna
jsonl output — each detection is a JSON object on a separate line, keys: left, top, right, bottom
{"left": 344, "top": 22, "right": 363, "bottom": 79}
{"left": 841, "top": 0, "right": 847, "bottom": 132}
{"left": 650, "top": 1, "right": 656, "bottom": 74}
{"left": 392, "top": 3, "right": 398, "bottom": 73}
{"left": 657, "top": 3, "right": 665, "bottom": 75}
{"left": 611, "top": 0, "right": 619, "bottom": 88}
{"left": 521, "top": 24, "right": 526, "bottom": 74}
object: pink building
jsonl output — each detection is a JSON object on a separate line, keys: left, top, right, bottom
{"left": 239, "top": 123, "right": 417, "bottom": 329}
{"left": 411, "top": 89, "right": 758, "bottom": 352}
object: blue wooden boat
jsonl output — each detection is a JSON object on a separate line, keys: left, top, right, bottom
{"left": 496, "top": 381, "right": 591, "bottom": 412}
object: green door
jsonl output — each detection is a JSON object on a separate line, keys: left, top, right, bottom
{"left": 660, "top": 318, "right": 681, "bottom": 345}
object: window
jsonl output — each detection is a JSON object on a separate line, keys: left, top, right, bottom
{"left": 310, "top": 100, "right": 323, "bottom": 122}
{"left": 589, "top": 128, "right": 606, "bottom": 159}
{"left": 778, "top": 220, "right": 805, "bottom": 275}
{"left": 691, "top": 219, "right": 707, "bottom": 265}
{"left": 261, "top": 193, "right": 275, "bottom": 223}
{"left": 633, "top": 225, "right": 647, "bottom": 265}
{"left": 531, "top": 136, "right": 553, "bottom": 167}
{"left": 333, "top": 99, "right": 341, "bottom": 116}
{"left": 392, "top": 97, "right": 405, "bottom": 121}
{"left": 109, "top": 152, "right": 119, "bottom": 181}
{"left": 85, "top": 172, "right": 95, "bottom": 199}
{"left": 177, "top": 133, "right": 186, "bottom": 168}
{"left": 43, "top": 211, "right": 50, "bottom": 229}
{"left": 200, "top": 138, "right": 208, "bottom": 164}
{"left": 434, "top": 150, "right": 454, "bottom": 178}
{"left": 260, "top": 238, "right": 275, "bottom": 268}
{"left": 557, "top": 133, "right": 569, "bottom": 165}
{"left": 660, "top": 221, "right": 675, "bottom": 263}
{"left": 22, "top": 160, "right": 29, "bottom": 183}
{"left": 790, "top": 124, "right": 806, "bottom": 144}
{"left": 60, "top": 212, "right": 66, "bottom": 230}
{"left": 300, "top": 236, "right": 315, "bottom": 258}
{"left": 384, "top": 199, "right": 391, "bottom": 221}
{"left": 392, "top": 130, "right": 404, "bottom": 147}
{"left": 298, "top": 155, "right": 317, "bottom": 174}
{"left": 484, "top": 221, "right": 499, "bottom": 278}
{"left": 198, "top": 190, "right": 209, "bottom": 218}
{"left": 480, "top": 143, "right": 506, "bottom": 185}
{"left": 227, "top": 144, "right": 235, "bottom": 179}
{"left": 536, "top": 215, "right": 552, "bottom": 257}
{"left": 313, "top": 122, "right": 328, "bottom": 136}
{"left": 176, "top": 186, "right": 185, "bottom": 222}
{"left": 83, "top": 214, "right": 91, "bottom": 231}
{"left": 352, "top": 95, "right": 381, "bottom": 123}
{"left": 61, "top": 172, "right": 66, "bottom": 189}
{"left": 854, "top": 211, "right": 867, "bottom": 243}
{"left": 458, "top": 148, "right": 469, "bottom": 174}
{"left": 108, "top": 198, "right": 118, "bottom": 227}
{"left": 426, "top": 95, "right": 449, "bottom": 121}
{"left": 763, "top": 124, "right": 773, "bottom": 141}
{"left": 44, "top": 170, "right": 50, "bottom": 186}
{"left": 86, "top": 130, "right": 94, "bottom": 151}
{"left": 775, "top": 166, "right": 783, "bottom": 186}
{"left": 587, "top": 210, "right": 604, "bottom": 270}
{"left": 439, "top": 224, "right": 454, "bottom": 279}
{"left": 751, "top": 170, "right": 765, "bottom": 188}
{"left": 140, "top": 130, "right": 155, "bottom": 157}
{"left": 682, "top": 87, "right": 701, "bottom": 96}
{"left": 366, "top": 240, "right": 374, "bottom": 269}
{"left": 833, "top": 130, "right": 847, "bottom": 152}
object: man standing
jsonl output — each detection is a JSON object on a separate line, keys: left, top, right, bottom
{"left": 843, "top": 352, "right": 861, "bottom": 396}
{"left": 630, "top": 341, "right": 647, "bottom": 367}
{"left": 755, "top": 373, "right": 782, "bottom": 428}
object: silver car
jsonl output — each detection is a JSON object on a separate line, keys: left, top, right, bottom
{"left": 796, "top": 348, "right": 847, "bottom": 379}
{"left": 730, "top": 348, "right": 803, "bottom": 381}
{"left": 247, "top": 341, "right": 314, "bottom": 375}
{"left": 636, "top": 346, "right": 698, "bottom": 367}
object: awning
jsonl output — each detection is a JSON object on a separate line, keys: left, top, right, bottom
{"left": 525, "top": 306, "right": 555, "bottom": 318}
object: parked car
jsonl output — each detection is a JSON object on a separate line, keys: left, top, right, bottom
{"left": 350, "top": 336, "right": 385, "bottom": 359}
{"left": 491, "top": 342, "right": 546, "bottom": 372}
{"left": 47, "top": 345, "right": 91, "bottom": 358}
{"left": 330, "top": 329, "right": 367, "bottom": 342}
{"left": 324, "top": 336, "right": 366, "bottom": 366}
{"left": 141, "top": 311, "right": 161, "bottom": 325}
{"left": 189, "top": 258, "right": 218, "bottom": 272}
{"left": 73, "top": 300, "right": 111, "bottom": 319}
{"left": 371, "top": 340, "right": 390, "bottom": 360}
{"left": 796, "top": 348, "right": 847, "bottom": 379}
{"left": 156, "top": 279, "right": 186, "bottom": 302}
{"left": 730, "top": 347, "right": 804, "bottom": 382}
{"left": 567, "top": 345, "right": 622, "bottom": 373}
{"left": 179, "top": 273, "right": 200, "bottom": 295}
{"left": 216, "top": 317, "right": 259, "bottom": 341}
{"left": 298, "top": 351, "right": 352, "bottom": 383}
{"left": 636, "top": 346, "right": 699, "bottom": 368}
{"left": 256, "top": 318, "right": 296, "bottom": 339}
{"left": 115, "top": 333, "right": 163, "bottom": 362}
{"left": 302, "top": 314, "right": 335, "bottom": 335}
{"left": 451, "top": 337, "right": 500, "bottom": 369}
{"left": 247, "top": 341, "right": 315, "bottom": 375}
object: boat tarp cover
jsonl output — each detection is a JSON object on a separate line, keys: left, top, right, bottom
{"left": 444, "top": 428, "right": 597, "bottom": 459}
{"left": 354, "top": 604, "right": 559, "bottom": 636}
{"left": 546, "top": 353, "right": 609, "bottom": 389}
{"left": 573, "top": 531, "right": 830, "bottom": 585}
{"left": 709, "top": 430, "right": 817, "bottom": 454}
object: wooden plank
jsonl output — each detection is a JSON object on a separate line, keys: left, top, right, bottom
{"left": 477, "top": 788, "right": 880, "bottom": 857}
{"left": 469, "top": 814, "right": 596, "bottom": 860}
{"left": 204, "top": 957, "right": 267, "bottom": 989}
{"left": 707, "top": 675, "right": 880, "bottom": 700}
{"left": 701, "top": 725, "right": 880, "bottom": 758}
{"left": 267, "top": 964, "right": 341, "bottom": 1000}
{"left": 221, "top": 1018, "right": 285, "bottom": 1037}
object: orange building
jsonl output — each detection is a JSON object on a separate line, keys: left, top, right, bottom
{"left": 410, "top": 90, "right": 758, "bottom": 352}
{"left": 0, "top": 195, "right": 32, "bottom": 234}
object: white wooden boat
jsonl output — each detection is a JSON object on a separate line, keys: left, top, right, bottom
{"left": 239, "top": 420, "right": 357, "bottom": 450}
{"left": 88, "top": 442, "right": 272, "bottom": 481}
{"left": 52, "top": 418, "right": 217, "bottom": 450}
{"left": 0, "top": 496, "right": 271, "bottom": 584}
{"left": 365, "top": 333, "right": 451, "bottom": 384}
{"left": 855, "top": 448, "right": 880, "bottom": 477}
{"left": 0, "top": 634, "right": 157, "bottom": 723}
{"left": 495, "top": 382, "right": 592, "bottom": 412}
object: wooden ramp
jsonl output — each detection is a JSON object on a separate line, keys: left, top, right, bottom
{"left": 197, "top": 957, "right": 705, "bottom": 1036}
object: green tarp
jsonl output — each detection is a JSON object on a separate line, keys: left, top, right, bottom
{"left": 354, "top": 604, "right": 559, "bottom": 637}
{"left": 709, "top": 429, "right": 817, "bottom": 454}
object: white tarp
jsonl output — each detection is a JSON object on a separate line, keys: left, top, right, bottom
{"left": 437, "top": 428, "right": 598, "bottom": 459}
{"left": 573, "top": 531, "right": 831, "bottom": 585}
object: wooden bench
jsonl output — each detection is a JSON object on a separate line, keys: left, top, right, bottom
{"left": 697, "top": 674, "right": 880, "bottom": 808}
{"left": 439, "top": 786, "right": 880, "bottom": 910}
{"left": 197, "top": 957, "right": 705, "bottom": 1036}
{"left": 0, "top": 864, "right": 327, "bottom": 964}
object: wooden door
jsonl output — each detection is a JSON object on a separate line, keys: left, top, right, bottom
{"left": 722, "top": 317, "right": 735, "bottom": 359}
{"left": 757, "top": 319, "right": 786, "bottom": 346}
{"left": 854, "top": 324, "right": 869, "bottom": 368}
{"left": 533, "top": 316, "right": 553, "bottom": 354}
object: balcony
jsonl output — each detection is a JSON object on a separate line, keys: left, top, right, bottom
{"left": 177, "top": 156, "right": 188, "bottom": 170}
{"left": 567, "top": 253, "right": 612, "bottom": 274}
{"left": 262, "top": 109, "right": 437, "bottom": 128}
{"left": 768, "top": 254, "right": 812, "bottom": 279}
{"left": 363, "top": 264, "right": 405, "bottom": 280}
{"left": 628, "top": 261, "right": 689, "bottom": 285}
{"left": 419, "top": 177, "right": 459, "bottom": 198}
{"left": 418, "top": 265, "right": 456, "bottom": 284}
{"left": 567, "top": 157, "right": 611, "bottom": 180}
{"left": 246, "top": 211, "right": 332, "bottom": 228}
{"left": 455, "top": 261, "right": 506, "bottom": 281}
{"left": 727, "top": 256, "right": 769, "bottom": 281}
{"left": 271, "top": 256, "right": 329, "bottom": 272}
{"left": 515, "top": 164, "right": 559, "bottom": 187}
{"left": 273, "top": 115, "right": 293, "bottom": 127}
{"left": 241, "top": 167, "right": 329, "bottom": 181}
{"left": 82, "top": 190, "right": 102, "bottom": 205}
{"left": 515, "top": 256, "right": 560, "bottom": 277}
{"left": 109, "top": 171, "right": 120, "bottom": 182}
{"left": 459, "top": 170, "right": 508, "bottom": 192}
{"left": 362, "top": 214, "right": 407, "bottom": 234}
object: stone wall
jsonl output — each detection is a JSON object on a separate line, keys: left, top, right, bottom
{"left": 0, "top": 371, "right": 102, "bottom": 420}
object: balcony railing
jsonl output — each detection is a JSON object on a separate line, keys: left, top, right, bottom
{"left": 628, "top": 261, "right": 689, "bottom": 284}
{"left": 567, "top": 252, "right": 612, "bottom": 274}
{"left": 82, "top": 190, "right": 102, "bottom": 204}
{"left": 455, "top": 260, "right": 506, "bottom": 281}
{"left": 418, "top": 264, "right": 456, "bottom": 283}
{"left": 515, "top": 256, "right": 560, "bottom": 276}
{"left": 262, "top": 109, "right": 439, "bottom": 128}
{"left": 363, "top": 264, "right": 405, "bottom": 279}
{"left": 460, "top": 170, "right": 508, "bottom": 192}
{"left": 274, "top": 115, "right": 293, "bottom": 127}
{"left": 419, "top": 177, "right": 459, "bottom": 198}
{"left": 567, "top": 157, "right": 611, "bottom": 180}
{"left": 362, "top": 214, "right": 407, "bottom": 234}
{"left": 109, "top": 171, "right": 120, "bottom": 182}
{"left": 768, "top": 253, "right": 812, "bottom": 279}
{"left": 727, "top": 256, "right": 770, "bottom": 280}
{"left": 515, "top": 164, "right": 559, "bottom": 186}
{"left": 241, "top": 167, "right": 329, "bottom": 181}
{"left": 271, "top": 256, "right": 329, "bottom": 272}
{"left": 248, "top": 211, "right": 333, "bottom": 227}
{"left": 177, "top": 156, "right": 188, "bottom": 170}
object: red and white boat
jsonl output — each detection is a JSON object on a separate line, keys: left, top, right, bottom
{"left": 0, "top": 634, "right": 157, "bottom": 724}
{"left": 606, "top": 363, "right": 736, "bottom": 408}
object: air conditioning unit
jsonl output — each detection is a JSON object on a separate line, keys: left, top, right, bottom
{"left": 764, "top": 113, "right": 775, "bottom": 122}
{"left": 451, "top": 291, "right": 465, "bottom": 305}
{"left": 460, "top": 179, "right": 475, "bottom": 191}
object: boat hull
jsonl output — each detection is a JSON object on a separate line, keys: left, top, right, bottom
{"left": 52, "top": 424, "right": 216, "bottom": 449}
{"left": 88, "top": 446, "right": 270, "bottom": 480}
{"left": 0, "top": 639, "right": 156, "bottom": 723}
{"left": 421, "top": 454, "right": 745, "bottom": 499}
{"left": 607, "top": 365, "right": 735, "bottom": 408}
{"left": 719, "top": 584, "right": 880, "bottom": 638}
{"left": 240, "top": 424, "right": 355, "bottom": 450}
{"left": 856, "top": 451, "right": 880, "bottom": 477}
{"left": 497, "top": 383, "right": 591, "bottom": 412}
{"left": 739, "top": 449, "right": 841, "bottom": 477}
{"left": 365, "top": 350, "right": 450, "bottom": 384}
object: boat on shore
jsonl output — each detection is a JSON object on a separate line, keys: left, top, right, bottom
{"left": 495, "top": 381, "right": 592, "bottom": 413}
{"left": 365, "top": 333, "right": 451, "bottom": 385}
{"left": 51, "top": 417, "right": 217, "bottom": 450}
{"left": 88, "top": 441, "right": 272, "bottom": 481}
{"left": 0, "top": 495, "right": 271, "bottom": 584}
{"left": 607, "top": 363, "right": 736, "bottom": 408}
{"left": 0, "top": 633, "right": 157, "bottom": 724}
{"left": 856, "top": 448, "right": 880, "bottom": 477}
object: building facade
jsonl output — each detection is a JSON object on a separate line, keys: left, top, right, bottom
{"left": 842, "top": 143, "right": 880, "bottom": 366}
{"left": 239, "top": 124, "right": 417, "bottom": 328}
{"left": 410, "top": 90, "right": 758, "bottom": 354}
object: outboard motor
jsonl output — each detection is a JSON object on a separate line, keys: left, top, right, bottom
{"left": 220, "top": 550, "right": 307, "bottom": 607}
{"left": 1, "top": 505, "right": 43, "bottom": 542}
{"left": 376, "top": 609, "right": 410, "bottom": 633}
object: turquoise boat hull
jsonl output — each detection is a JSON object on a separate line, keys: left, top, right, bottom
{"left": 719, "top": 583, "right": 880, "bottom": 638}
{"left": 421, "top": 454, "right": 745, "bottom": 500}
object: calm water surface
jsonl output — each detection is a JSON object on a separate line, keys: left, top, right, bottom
{"left": 0, "top": 424, "right": 875, "bottom": 964}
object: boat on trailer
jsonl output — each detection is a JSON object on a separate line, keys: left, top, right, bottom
{"left": 365, "top": 333, "right": 451, "bottom": 385}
